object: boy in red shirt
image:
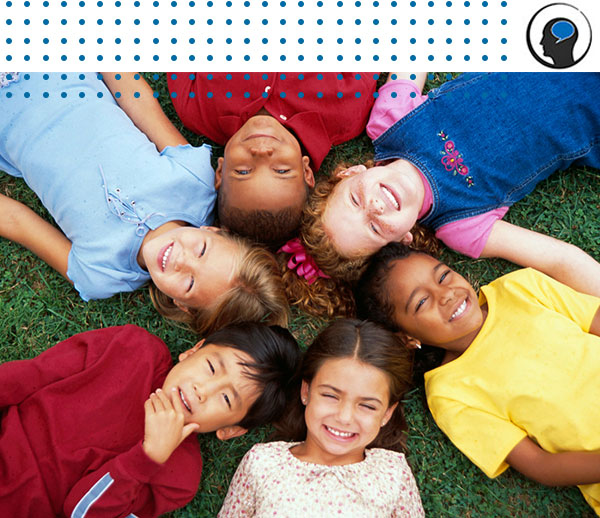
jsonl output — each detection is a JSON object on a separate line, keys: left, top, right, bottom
{"left": 168, "top": 72, "right": 377, "bottom": 246}
{"left": 0, "top": 323, "right": 300, "bottom": 518}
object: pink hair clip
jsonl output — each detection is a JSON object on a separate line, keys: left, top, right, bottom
{"left": 279, "top": 238, "right": 331, "bottom": 285}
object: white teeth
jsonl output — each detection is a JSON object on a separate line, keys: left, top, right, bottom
{"left": 382, "top": 186, "right": 399, "bottom": 209}
{"left": 161, "top": 244, "right": 173, "bottom": 271}
{"left": 179, "top": 389, "right": 191, "bottom": 412}
{"left": 326, "top": 426, "right": 354, "bottom": 438}
{"left": 450, "top": 299, "right": 467, "bottom": 321}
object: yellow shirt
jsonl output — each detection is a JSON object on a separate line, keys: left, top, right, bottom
{"left": 425, "top": 268, "right": 600, "bottom": 513}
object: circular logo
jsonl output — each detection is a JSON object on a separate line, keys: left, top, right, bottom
{"left": 526, "top": 3, "right": 592, "bottom": 68}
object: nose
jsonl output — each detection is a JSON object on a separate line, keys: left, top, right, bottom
{"left": 249, "top": 144, "right": 274, "bottom": 157}
{"left": 173, "top": 247, "right": 191, "bottom": 272}
{"left": 438, "top": 287, "right": 455, "bottom": 306}
{"left": 336, "top": 400, "right": 354, "bottom": 424}
{"left": 368, "top": 197, "right": 385, "bottom": 215}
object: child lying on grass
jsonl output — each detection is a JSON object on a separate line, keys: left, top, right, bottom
{"left": 0, "top": 323, "right": 300, "bottom": 517}
{"left": 356, "top": 243, "right": 600, "bottom": 515}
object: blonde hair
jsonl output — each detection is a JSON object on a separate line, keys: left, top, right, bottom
{"left": 280, "top": 162, "right": 439, "bottom": 319}
{"left": 150, "top": 233, "right": 289, "bottom": 336}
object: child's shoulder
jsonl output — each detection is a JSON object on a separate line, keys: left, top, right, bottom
{"left": 366, "top": 448, "right": 410, "bottom": 472}
{"left": 86, "top": 324, "right": 170, "bottom": 361}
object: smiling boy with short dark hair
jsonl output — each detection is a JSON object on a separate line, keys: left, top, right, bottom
{"left": 0, "top": 323, "right": 300, "bottom": 517}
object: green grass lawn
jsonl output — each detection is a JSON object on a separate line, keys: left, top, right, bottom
{"left": 1, "top": 72, "right": 598, "bottom": 517}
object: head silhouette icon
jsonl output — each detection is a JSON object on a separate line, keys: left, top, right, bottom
{"left": 541, "top": 17, "right": 578, "bottom": 68}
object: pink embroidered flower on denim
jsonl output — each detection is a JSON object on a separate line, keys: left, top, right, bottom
{"left": 437, "top": 131, "right": 474, "bottom": 187}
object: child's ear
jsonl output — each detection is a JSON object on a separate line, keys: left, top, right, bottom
{"left": 400, "top": 231, "right": 414, "bottom": 245}
{"left": 215, "top": 157, "right": 224, "bottom": 189}
{"left": 302, "top": 156, "right": 315, "bottom": 188}
{"left": 405, "top": 337, "right": 422, "bottom": 350}
{"left": 300, "top": 379, "right": 310, "bottom": 405}
{"left": 381, "top": 401, "right": 399, "bottom": 427}
{"left": 335, "top": 164, "right": 367, "bottom": 178}
{"left": 201, "top": 225, "right": 221, "bottom": 233}
{"left": 215, "top": 425, "right": 248, "bottom": 441}
{"left": 178, "top": 339, "right": 206, "bottom": 362}
{"left": 173, "top": 299, "right": 191, "bottom": 314}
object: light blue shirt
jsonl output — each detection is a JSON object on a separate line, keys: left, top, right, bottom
{"left": 0, "top": 73, "right": 216, "bottom": 300}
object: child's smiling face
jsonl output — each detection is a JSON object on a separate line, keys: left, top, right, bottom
{"left": 322, "top": 163, "right": 423, "bottom": 259}
{"left": 142, "top": 226, "right": 241, "bottom": 310}
{"left": 161, "top": 342, "right": 258, "bottom": 438}
{"left": 386, "top": 253, "right": 485, "bottom": 351}
{"left": 299, "top": 357, "right": 397, "bottom": 466}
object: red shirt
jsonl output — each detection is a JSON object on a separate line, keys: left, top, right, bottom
{"left": 0, "top": 325, "right": 202, "bottom": 518}
{"left": 167, "top": 72, "right": 377, "bottom": 170}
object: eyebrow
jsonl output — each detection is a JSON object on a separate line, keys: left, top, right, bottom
{"left": 216, "top": 352, "right": 241, "bottom": 409}
{"left": 318, "top": 384, "right": 383, "bottom": 405}
{"left": 404, "top": 262, "right": 445, "bottom": 312}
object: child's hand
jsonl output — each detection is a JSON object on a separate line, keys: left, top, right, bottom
{"left": 142, "top": 388, "right": 200, "bottom": 464}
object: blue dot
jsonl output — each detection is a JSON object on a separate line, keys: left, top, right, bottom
{"left": 355, "top": 54, "right": 361, "bottom": 61}
{"left": 446, "top": 0, "right": 451, "bottom": 4}
{"left": 428, "top": 38, "right": 434, "bottom": 44}
{"left": 337, "top": 55, "right": 343, "bottom": 61}
{"left": 446, "top": 37, "right": 452, "bottom": 43}
{"left": 280, "top": 91, "right": 286, "bottom": 98}
{"left": 482, "top": 37, "right": 488, "bottom": 44}
{"left": 501, "top": 38, "right": 507, "bottom": 44}
{"left": 115, "top": 0, "right": 120, "bottom": 4}
{"left": 501, "top": 0, "right": 506, "bottom": 5}
{"left": 134, "top": 37, "right": 140, "bottom": 44}
{"left": 226, "top": 38, "right": 232, "bottom": 44}
{"left": 61, "top": 73, "right": 67, "bottom": 79}
{"left": 61, "top": 92, "right": 67, "bottom": 98}
{"left": 244, "top": 0, "right": 249, "bottom": 4}
{"left": 464, "top": 37, "right": 470, "bottom": 43}
{"left": 464, "top": 54, "right": 470, "bottom": 60}
{"left": 373, "top": 92, "right": 379, "bottom": 98}
{"left": 6, "top": 38, "right": 11, "bottom": 44}
{"left": 298, "top": 37, "right": 304, "bottom": 44}
{"left": 298, "top": 91, "right": 304, "bottom": 98}
{"left": 317, "top": 54, "right": 323, "bottom": 60}
{"left": 428, "top": 55, "right": 434, "bottom": 61}
{"left": 207, "top": 38, "right": 213, "bottom": 44}
{"left": 61, "top": 0, "right": 66, "bottom": 4}
{"left": 226, "top": 91, "right": 232, "bottom": 98}
{"left": 153, "top": 37, "right": 159, "bottom": 43}
{"left": 153, "top": 91, "right": 159, "bottom": 98}
{"left": 79, "top": 37, "right": 85, "bottom": 43}
{"left": 280, "top": 18, "right": 286, "bottom": 25}
{"left": 501, "top": 55, "right": 507, "bottom": 61}
{"left": 79, "top": 91, "right": 86, "bottom": 98}
{"left": 280, "top": 38, "right": 286, "bottom": 44}
{"left": 482, "top": 0, "right": 487, "bottom": 4}
{"left": 171, "top": 18, "right": 177, "bottom": 24}
{"left": 43, "top": 37, "right": 49, "bottom": 44}
{"left": 317, "top": 73, "right": 323, "bottom": 80}
{"left": 317, "top": 18, "right": 323, "bottom": 24}
{"left": 262, "top": 54, "right": 268, "bottom": 61}
{"left": 355, "top": 37, "right": 361, "bottom": 44}
{"left": 317, "top": 0, "right": 322, "bottom": 4}
{"left": 373, "top": 37, "right": 379, "bottom": 44}
{"left": 153, "top": 19, "right": 159, "bottom": 24}
{"left": 337, "top": 18, "right": 342, "bottom": 25}
{"left": 24, "top": 38, "right": 30, "bottom": 44}
{"left": 482, "top": 54, "right": 488, "bottom": 61}
{"left": 391, "top": 0, "right": 396, "bottom": 4}
{"left": 410, "top": 0, "right": 415, "bottom": 5}
{"left": 207, "top": 92, "right": 214, "bottom": 98}
{"left": 391, "top": 37, "right": 397, "bottom": 44}
{"left": 43, "top": 19, "right": 49, "bottom": 24}
{"left": 115, "top": 54, "right": 121, "bottom": 60}
{"left": 244, "top": 92, "right": 250, "bottom": 98}
{"left": 262, "top": 73, "right": 268, "bottom": 80}
{"left": 226, "top": 73, "right": 232, "bottom": 80}
{"left": 298, "top": 18, "right": 304, "bottom": 24}
{"left": 410, "top": 19, "right": 415, "bottom": 25}
{"left": 115, "top": 37, "right": 121, "bottom": 44}
{"left": 355, "top": 19, "right": 361, "bottom": 25}
{"left": 317, "top": 38, "right": 323, "bottom": 44}
{"left": 207, "top": 0, "right": 212, "bottom": 4}
{"left": 317, "top": 92, "right": 323, "bottom": 98}
{"left": 206, "top": 19, "right": 212, "bottom": 25}
{"left": 61, "top": 19, "right": 67, "bottom": 25}
{"left": 373, "top": 18, "right": 379, "bottom": 24}
{"left": 373, "top": 0, "right": 378, "bottom": 5}
{"left": 61, "top": 54, "right": 67, "bottom": 60}
{"left": 153, "top": 54, "right": 159, "bottom": 61}
{"left": 298, "top": 55, "right": 304, "bottom": 61}
{"left": 410, "top": 37, "right": 416, "bottom": 44}
{"left": 43, "top": 92, "right": 49, "bottom": 97}
{"left": 464, "top": 18, "right": 470, "bottom": 25}
{"left": 501, "top": 19, "right": 507, "bottom": 25}
{"left": 262, "top": 18, "right": 267, "bottom": 24}
{"left": 43, "top": 0, "right": 48, "bottom": 5}
{"left": 97, "top": 18, "right": 103, "bottom": 24}
{"left": 262, "top": 38, "right": 268, "bottom": 44}
{"left": 464, "top": 0, "right": 469, "bottom": 4}
{"left": 446, "top": 55, "right": 452, "bottom": 61}
{"left": 5, "top": 90, "right": 12, "bottom": 96}
{"left": 482, "top": 19, "right": 488, "bottom": 25}
{"left": 446, "top": 18, "right": 452, "bottom": 24}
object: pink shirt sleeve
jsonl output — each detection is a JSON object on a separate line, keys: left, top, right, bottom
{"left": 435, "top": 207, "right": 510, "bottom": 258}
{"left": 367, "top": 79, "right": 429, "bottom": 140}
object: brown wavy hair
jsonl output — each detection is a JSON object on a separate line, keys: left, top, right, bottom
{"left": 280, "top": 162, "right": 439, "bottom": 319}
{"left": 149, "top": 232, "right": 289, "bottom": 336}
{"left": 275, "top": 318, "right": 413, "bottom": 453}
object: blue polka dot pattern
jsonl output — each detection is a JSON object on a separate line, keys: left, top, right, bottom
{"left": 0, "top": 2, "right": 515, "bottom": 68}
